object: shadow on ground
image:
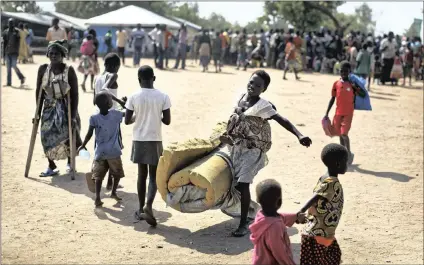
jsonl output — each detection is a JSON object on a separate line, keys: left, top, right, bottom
{"left": 137, "top": 217, "right": 299, "bottom": 255}
{"left": 349, "top": 164, "right": 415, "bottom": 182}
{"left": 28, "top": 172, "right": 303, "bottom": 256}
{"left": 369, "top": 95, "right": 396, "bottom": 101}
{"left": 28, "top": 172, "right": 172, "bottom": 227}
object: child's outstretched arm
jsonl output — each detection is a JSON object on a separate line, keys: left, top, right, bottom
{"left": 78, "top": 125, "right": 94, "bottom": 153}
{"left": 271, "top": 114, "right": 312, "bottom": 147}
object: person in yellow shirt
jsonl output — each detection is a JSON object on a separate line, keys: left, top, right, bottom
{"left": 46, "top": 18, "right": 67, "bottom": 42}
{"left": 116, "top": 26, "right": 128, "bottom": 65}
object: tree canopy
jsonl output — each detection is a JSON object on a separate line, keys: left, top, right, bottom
{"left": 1, "top": 1, "right": 41, "bottom": 13}
{"left": 0, "top": 1, "right": 393, "bottom": 37}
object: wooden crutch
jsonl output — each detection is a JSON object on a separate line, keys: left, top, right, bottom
{"left": 24, "top": 88, "right": 44, "bottom": 178}
{"left": 67, "top": 93, "right": 76, "bottom": 180}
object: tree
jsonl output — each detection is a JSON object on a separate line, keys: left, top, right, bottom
{"left": 276, "top": 1, "right": 325, "bottom": 32}
{"left": 1, "top": 1, "right": 41, "bottom": 13}
{"left": 170, "top": 3, "right": 201, "bottom": 25}
{"left": 244, "top": 19, "right": 268, "bottom": 33}
{"left": 198, "top": 12, "right": 233, "bottom": 31}
{"left": 353, "top": 3, "right": 375, "bottom": 33}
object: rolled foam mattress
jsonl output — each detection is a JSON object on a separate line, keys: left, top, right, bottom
{"left": 156, "top": 122, "right": 232, "bottom": 213}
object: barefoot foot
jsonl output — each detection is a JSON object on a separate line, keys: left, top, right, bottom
{"left": 231, "top": 225, "right": 249, "bottom": 237}
{"left": 141, "top": 206, "right": 157, "bottom": 227}
{"left": 95, "top": 199, "right": 104, "bottom": 208}
{"left": 110, "top": 193, "right": 122, "bottom": 201}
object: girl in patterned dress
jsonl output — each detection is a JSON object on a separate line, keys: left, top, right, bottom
{"left": 218, "top": 70, "right": 312, "bottom": 237}
{"left": 299, "top": 143, "right": 348, "bottom": 265}
{"left": 35, "top": 40, "right": 82, "bottom": 177}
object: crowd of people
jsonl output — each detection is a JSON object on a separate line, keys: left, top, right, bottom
{"left": 2, "top": 13, "right": 420, "bottom": 265}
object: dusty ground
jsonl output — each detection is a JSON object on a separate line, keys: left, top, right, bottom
{"left": 1, "top": 56, "right": 423, "bottom": 264}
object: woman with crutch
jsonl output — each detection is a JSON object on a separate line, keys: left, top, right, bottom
{"left": 32, "top": 40, "right": 82, "bottom": 178}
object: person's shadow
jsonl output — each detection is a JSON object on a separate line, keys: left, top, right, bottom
{"left": 136, "top": 218, "right": 299, "bottom": 256}
{"left": 28, "top": 173, "right": 302, "bottom": 257}
{"left": 28, "top": 172, "right": 172, "bottom": 227}
{"left": 348, "top": 164, "right": 414, "bottom": 182}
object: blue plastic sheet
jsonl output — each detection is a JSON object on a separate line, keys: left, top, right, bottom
{"left": 349, "top": 74, "right": 372, "bottom": 111}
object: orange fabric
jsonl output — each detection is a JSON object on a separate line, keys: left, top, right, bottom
{"left": 285, "top": 42, "right": 296, "bottom": 60}
{"left": 293, "top": 36, "right": 302, "bottom": 49}
{"left": 314, "top": 236, "right": 335, "bottom": 247}
{"left": 164, "top": 31, "right": 172, "bottom": 48}
{"left": 219, "top": 34, "right": 227, "bottom": 49}
{"left": 332, "top": 114, "right": 353, "bottom": 136}
{"left": 331, "top": 80, "right": 357, "bottom": 115}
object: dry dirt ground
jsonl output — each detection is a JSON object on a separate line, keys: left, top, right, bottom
{"left": 1, "top": 56, "right": 423, "bottom": 264}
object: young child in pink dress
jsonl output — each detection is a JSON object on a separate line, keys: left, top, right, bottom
{"left": 249, "top": 179, "right": 306, "bottom": 265}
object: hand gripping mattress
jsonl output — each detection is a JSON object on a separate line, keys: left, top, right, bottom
{"left": 156, "top": 122, "right": 230, "bottom": 212}
{"left": 156, "top": 122, "right": 260, "bottom": 218}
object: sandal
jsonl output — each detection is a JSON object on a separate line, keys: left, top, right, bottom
{"left": 39, "top": 168, "right": 59, "bottom": 177}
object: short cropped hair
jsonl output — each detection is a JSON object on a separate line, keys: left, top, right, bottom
{"left": 251, "top": 70, "right": 271, "bottom": 89}
{"left": 104, "top": 53, "right": 120, "bottom": 68}
{"left": 256, "top": 179, "right": 282, "bottom": 212}
{"left": 321, "top": 143, "right": 349, "bottom": 168}
{"left": 138, "top": 65, "right": 154, "bottom": 80}
{"left": 341, "top": 61, "right": 351, "bottom": 70}
{"left": 95, "top": 92, "right": 112, "bottom": 110}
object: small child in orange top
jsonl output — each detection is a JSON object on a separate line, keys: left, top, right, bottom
{"left": 324, "top": 61, "right": 361, "bottom": 165}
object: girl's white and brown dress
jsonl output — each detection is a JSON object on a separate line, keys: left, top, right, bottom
{"left": 215, "top": 93, "right": 277, "bottom": 218}
{"left": 40, "top": 64, "right": 81, "bottom": 160}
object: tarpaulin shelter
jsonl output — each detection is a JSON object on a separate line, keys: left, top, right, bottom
{"left": 84, "top": 5, "right": 181, "bottom": 54}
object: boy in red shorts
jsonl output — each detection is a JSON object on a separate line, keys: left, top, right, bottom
{"left": 324, "top": 62, "right": 360, "bottom": 165}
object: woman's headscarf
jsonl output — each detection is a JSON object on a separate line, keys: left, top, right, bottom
{"left": 47, "top": 40, "right": 68, "bottom": 57}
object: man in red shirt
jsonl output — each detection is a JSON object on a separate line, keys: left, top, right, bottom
{"left": 324, "top": 62, "right": 360, "bottom": 165}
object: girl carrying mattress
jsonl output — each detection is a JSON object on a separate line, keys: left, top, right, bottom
{"left": 219, "top": 70, "right": 312, "bottom": 237}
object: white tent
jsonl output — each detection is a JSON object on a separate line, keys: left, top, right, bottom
{"left": 171, "top": 16, "right": 202, "bottom": 31}
{"left": 1, "top": 11, "right": 77, "bottom": 29}
{"left": 41, "top": 11, "right": 87, "bottom": 30}
{"left": 85, "top": 5, "right": 181, "bottom": 29}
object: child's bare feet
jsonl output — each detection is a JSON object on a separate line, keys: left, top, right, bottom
{"left": 231, "top": 224, "right": 249, "bottom": 237}
{"left": 141, "top": 206, "right": 157, "bottom": 227}
{"left": 110, "top": 193, "right": 122, "bottom": 201}
{"left": 95, "top": 199, "right": 104, "bottom": 208}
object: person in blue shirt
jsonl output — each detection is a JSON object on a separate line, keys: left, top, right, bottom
{"left": 78, "top": 92, "right": 132, "bottom": 207}
{"left": 129, "top": 24, "right": 146, "bottom": 67}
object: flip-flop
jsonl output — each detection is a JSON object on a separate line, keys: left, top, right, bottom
{"left": 85, "top": 172, "right": 95, "bottom": 193}
{"left": 40, "top": 168, "right": 59, "bottom": 177}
